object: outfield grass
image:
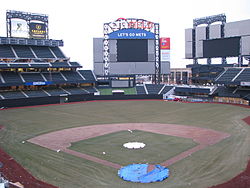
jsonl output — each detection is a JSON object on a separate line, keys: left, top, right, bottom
{"left": 0, "top": 101, "right": 249, "bottom": 188}
{"left": 69, "top": 130, "right": 198, "bottom": 165}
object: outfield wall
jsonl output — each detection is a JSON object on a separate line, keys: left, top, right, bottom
{"left": 0, "top": 94, "right": 163, "bottom": 108}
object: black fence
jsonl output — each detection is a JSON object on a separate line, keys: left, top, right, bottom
{"left": 0, "top": 94, "right": 163, "bottom": 108}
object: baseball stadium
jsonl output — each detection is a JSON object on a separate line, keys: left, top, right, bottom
{"left": 0, "top": 11, "right": 249, "bottom": 188}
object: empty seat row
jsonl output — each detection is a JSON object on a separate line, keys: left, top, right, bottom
{"left": 78, "top": 70, "right": 96, "bottom": 81}
{"left": 160, "top": 86, "right": 174, "bottom": 94}
{"left": 0, "top": 71, "right": 95, "bottom": 85}
{"left": 0, "top": 45, "right": 66, "bottom": 59}
{"left": 234, "top": 68, "right": 250, "bottom": 82}
{"left": 145, "top": 84, "right": 165, "bottom": 94}
{"left": 0, "top": 86, "right": 98, "bottom": 99}
{"left": 136, "top": 86, "right": 146, "bottom": 94}
{"left": 216, "top": 68, "right": 241, "bottom": 82}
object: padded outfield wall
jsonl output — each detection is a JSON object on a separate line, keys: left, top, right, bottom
{"left": 0, "top": 94, "right": 163, "bottom": 108}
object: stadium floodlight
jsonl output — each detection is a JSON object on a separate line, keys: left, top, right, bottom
{"left": 193, "top": 14, "right": 226, "bottom": 27}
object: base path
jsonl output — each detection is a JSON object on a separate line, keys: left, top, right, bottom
{"left": 28, "top": 123, "right": 230, "bottom": 169}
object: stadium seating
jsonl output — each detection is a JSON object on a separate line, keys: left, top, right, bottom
{"left": 0, "top": 45, "right": 67, "bottom": 59}
{"left": 175, "top": 87, "right": 210, "bottom": 94}
{"left": 49, "top": 47, "right": 66, "bottom": 58}
{"left": 83, "top": 87, "right": 98, "bottom": 93}
{"left": 9, "top": 63, "right": 30, "bottom": 68}
{"left": 31, "top": 46, "right": 55, "bottom": 58}
{"left": 42, "top": 88, "right": 68, "bottom": 96}
{"left": 42, "top": 72, "right": 66, "bottom": 82}
{"left": 29, "top": 63, "right": 51, "bottom": 68}
{"left": 0, "top": 90, "right": 26, "bottom": 99}
{"left": 23, "top": 90, "right": 49, "bottom": 98}
{"left": 69, "top": 62, "right": 82, "bottom": 68}
{"left": 145, "top": 84, "right": 165, "bottom": 94}
{"left": 12, "top": 45, "right": 35, "bottom": 58}
{"left": 51, "top": 62, "right": 71, "bottom": 68}
{"left": 234, "top": 68, "right": 250, "bottom": 82}
{"left": 0, "top": 45, "right": 16, "bottom": 58}
{"left": 21, "top": 72, "right": 46, "bottom": 82}
{"left": 61, "top": 86, "right": 88, "bottom": 95}
{"left": 136, "top": 86, "right": 147, "bottom": 94}
{"left": 159, "top": 86, "right": 174, "bottom": 94}
{"left": 215, "top": 68, "right": 242, "bottom": 83}
{"left": 214, "top": 86, "right": 240, "bottom": 98}
{"left": 61, "top": 71, "right": 84, "bottom": 81}
{"left": 78, "top": 70, "right": 96, "bottom": 81}
{"left": 1, "top": 71, "right": 23, "bottom": 84}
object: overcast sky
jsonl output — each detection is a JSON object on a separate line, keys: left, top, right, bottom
{"left": 1, "top": 0, "right": 250, "bottom": 69}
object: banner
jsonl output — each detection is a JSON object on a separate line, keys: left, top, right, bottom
{"left": 25, "top": 81, "right": 52, "bottom": 86}
{"left": 161, "top": 50, "right": 170, "bottom": 61}
{"left": 109, "top": 28, "right": 155, "bottom": 39}
{"left": 29, "top": 23, "right": 47, "bottom": 39}
{"left": 240, "top": 82, "right": 250, "bottom": 86}
{"left": 11, "top": 19, "right": 29, "bottom": 38}
{"left": 160, "top": 37, "right": 170, "bottom": 49}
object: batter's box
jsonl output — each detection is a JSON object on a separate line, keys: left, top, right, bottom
{"left": 28, "top": 123, "right": 230, "bottom": 169}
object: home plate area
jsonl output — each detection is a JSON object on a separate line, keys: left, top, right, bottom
{"left": 28, "top": 123, "right": 230, "bottom": 183}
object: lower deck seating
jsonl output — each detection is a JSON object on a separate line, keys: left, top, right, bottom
{"left": 23, "top": 90, "right": 49, "bottom": 98}
{"left": 214, "top": 86, "right": 240, "bottom": 98}
{"left": 145, "top": 84, "right": 165, "bottom": 94}
{"left": 1, "top": 71, "right": 23, "bottom": 84}
{"left": 62, "top": 87, "right": 89, "bottom": 95}
{"left": 83, "top": 87, "right": 98, "bottom": 93}
{"left": 136, "top": 86, "right": 146, "bottom": 94}
{"left": 43, "top": 88, "right": 68, "bottom": 96}
{"left": 160, "top": 86, "right": 174, "bottom": 94}
{"left": 0, "top": 91, "right": 26, "bottom": 99}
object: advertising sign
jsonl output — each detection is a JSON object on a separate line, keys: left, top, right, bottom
{"left": 160, "top": 37, "right": 170, "bottom": 49}
{"left": 29, "top": 22, "right": 47, "bottom": 39}
{"left": 106, "top": 18, "right": 155, "bottom": 34}
{"left": 109, "top": 28, "right": 155, "bottom": 39}
{"left": 161, "top": 50, "right": 170, "bottom": 61}
{"left": 240, "top": 82, "right": 250, "bottom": 86}
{"left": 11, "top": 19, "right": 29, "bottom": 38}
{"left": 25, "top": 81, "right": 52, "bottom": 86}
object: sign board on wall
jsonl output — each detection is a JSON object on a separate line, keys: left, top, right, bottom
{"left": 160, "top": 37, "right": 170, "bottom": 61}
{"left": 108, "top": 28, "right": 155, "bottom": 39}
{"left": 29, "top": 23, "right": 47, "bottom": 39}
{"left": 11, "top": 19, "right": 29, "bottom": 38}
{"left": 160, "top": 37, "right": 170, "bottom": 49}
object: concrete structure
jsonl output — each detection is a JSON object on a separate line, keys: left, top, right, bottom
{"left": 165, "top": 68, "right": 192, "bottom": 84}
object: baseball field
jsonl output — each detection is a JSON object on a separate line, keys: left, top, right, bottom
{"left": 0, "top": 100, "right": 249, "bottom": 188}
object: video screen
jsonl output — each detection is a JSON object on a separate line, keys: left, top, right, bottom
{"left": 117, "top": 39, "right": 148, "bottom": 62}
{"left": 203, "top": 37, "right": 240, "bottom": 58}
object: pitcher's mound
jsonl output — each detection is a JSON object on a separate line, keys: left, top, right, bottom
{"left": 123, "top": 142, "right": 145, "bottom": 149}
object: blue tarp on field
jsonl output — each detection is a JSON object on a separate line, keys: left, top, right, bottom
{"left": 118, "top": 164, "right": 169, "bottom": 183}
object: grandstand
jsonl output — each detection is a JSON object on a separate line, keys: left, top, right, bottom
{"left": 0, "top": 38, "right": 97, "bottom": 103}
{"left": 0, "top": 10, "right": 97, "bottom": 107}
{"left": 0, "top": 11, "right": 249, "bottom": 108}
